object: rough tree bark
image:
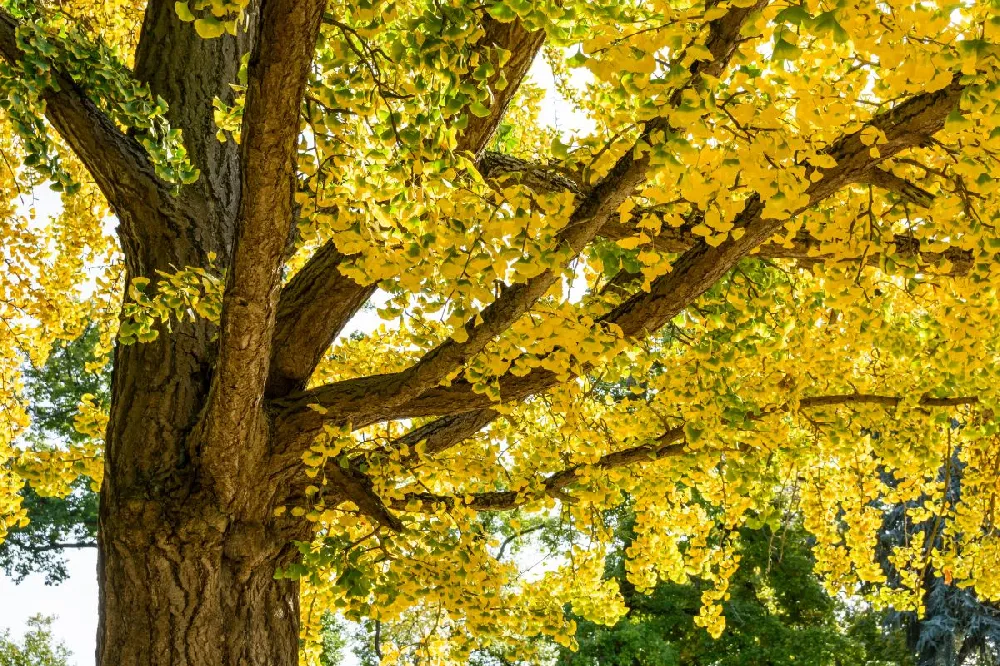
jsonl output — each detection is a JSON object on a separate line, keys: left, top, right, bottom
{"left": 0, "top": 0, "right": 973, "bottom": 664}
{"left": 82, "top": 5, "right": 544, "bottom": 666}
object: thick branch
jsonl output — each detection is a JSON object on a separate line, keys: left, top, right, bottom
{"left": 325, "top": 464, "right": 403, "bottom": 531}
{"left": 272, "top": 2, "right": 769, "bottom": 450}
{"left": 133, "top": 0, "right": 261, "bottom": 228}
{"left": 266, "top": 242, "right": 377, "bottom": 397}
{"left": 264, "top": 16, "right": 546, "bottom": 399}
{"left": 395, "top": 409, "right": 500, "bottom": 459}
{"left": 199, "top": 0, "right": 326, "bottom": 506}
{"left": 0, "top": 7, "right": 200, "bottom": 272}
{"left": 457, "top": 15, "right": 546, "bottom": 158}
{"left": 323, "top": 125, "right": 653, "bottom": 421}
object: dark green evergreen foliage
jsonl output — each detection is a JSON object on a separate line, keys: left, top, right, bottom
{"left": 557, "top": 510, "right": 913, "bottom": 666}
{"left": 20, "top": 326, "right": 110, "bottom": 446}
{"left": 876, "top": 455, "right": 1000, "bottom": 666}
{"left": 0, "top": 480, "right": 97, "bottom": 584}
{"left": 0, "top": 328, "right": 108, "bottom": 584}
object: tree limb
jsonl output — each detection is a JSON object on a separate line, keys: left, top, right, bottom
{"left": 456, "top": 15, "right": 546, "bottom": 158}
{"left": 271, "top": 1, "right": 771, "bottom": 451}
{"left": 265, "top": 242, "right": 378, "bottom": 397}
{"left": 132, "top": 0, "right": 261, "bottom": 227}
{"left": 864, "top": 166, "right": 935, "bottom": 208}
{"left": 264, "top": 16, "right": 546, "bottom": 399}
{"left": 298, "top": 119, "right": 654, "bottom": 425}
{"left": 0, "top": 7, "right": 198, "bottom": 273}
{"left": 391, "top": 392, "right": 978, "bottom": 513}
{"left": 599, "top": 215, "right": 973, "bottom": 277}
{"left": 604, "top": 75, "right": 964, "bottom": 340}
{"left": 198, "top": 0, "right": 327, "bottom": 506}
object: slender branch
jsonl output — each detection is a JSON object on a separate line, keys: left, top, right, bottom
{"left": 3, "top": 539, "right": 97, "bottom": 553}
{"left": 599, "top": 215, "right": 974, "bottom": 278}
{"left": 794, "top": 393, "right": 978, "bottom": 410}
{"left": 496, "top": 524, "right": 545, "bottom": 560}
{"left": 392, "top": 392, "right": 978, "bottom": 513}
{"left": 864, "top": 166, "right": 935, "bottom": 208}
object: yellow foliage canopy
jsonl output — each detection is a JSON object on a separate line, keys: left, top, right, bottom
{"left": 1, "top": 0, "right": 1000, "bottom": 662}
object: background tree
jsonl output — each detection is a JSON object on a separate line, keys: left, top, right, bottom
{"left": 0, "top": 0, "right": 1000, "bottom": 664}
{"left": 0, "top": 328, "right": 106, "bottom": 584}
{"left": 875, "top": 451, "right": 1000, "bottom": 666}
{"left": 0, "top": 615, "right": 72, "bottom": 666}
{"left": 556, "top": 508, "right": 914, "bottom": 666}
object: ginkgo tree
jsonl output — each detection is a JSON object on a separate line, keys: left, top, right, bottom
{"left": 1, "top": 0, "right": 1000, "bottom": 663}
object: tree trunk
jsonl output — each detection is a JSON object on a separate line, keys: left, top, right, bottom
{"left": 96, "top": 504, "right": 300, "bottom": 666}
{"left": 96, "top": 311, "right": 302, "bottom": 665}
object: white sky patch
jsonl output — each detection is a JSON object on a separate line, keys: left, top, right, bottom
{"left": 0, "top": 550, "right": 98, "bottom": 665}
{"left": 530, "top": 51, "right": 596, "bottom": 140}
{"left": 16, "top": 184, "right": 65, "bottom": 225}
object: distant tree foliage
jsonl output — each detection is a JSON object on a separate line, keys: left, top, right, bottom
{"left": 0, "top": 615, "right": 72, "bottom": 666}
{"left": 0, "top": 481, "right": 97, "bottom": 584}
{"left": 20, "top": 326, "right": 110, "bottom": 447}
{"left": 0, "top": 328, "right": 106, "bottom": 583}
{"left": 318, "top": 612, "right": 348, "bottom": 666}
{"left": 877, "top": 454, "right": 1000, "bottom": 666}
{"left": 556, "top": 509, "right": 914, "bottom": 666}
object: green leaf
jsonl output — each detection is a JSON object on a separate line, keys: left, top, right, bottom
{"left": 812, "top": 11, "right": 849, "bottom": 44}
{"left": 486, "top": 2, "right": 517, "bottom": 22}
{"left": 775, "top": 4, "right": 811, "bottom": 25}
{"left": 551, "top": 136, "right": 571, "bottom": 159}
{"left": 684, "top": 421, "right": 704, "bottom": 444}
{"left": 771, "top": 37, "right": 802, "bottom": 62}
{"left": 469, "top": 100, "right": 492, "bottom": 118}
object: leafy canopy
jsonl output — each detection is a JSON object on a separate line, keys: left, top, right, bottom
{"left": 2, "top": 0, "right": 1000, "bottom": 662}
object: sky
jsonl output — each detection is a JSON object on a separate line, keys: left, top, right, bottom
{"left": 0, "top": 550, "right": 98, "bottom": 662}
{"left": 0, "top": 51, "right": 590, "bottom": 664}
